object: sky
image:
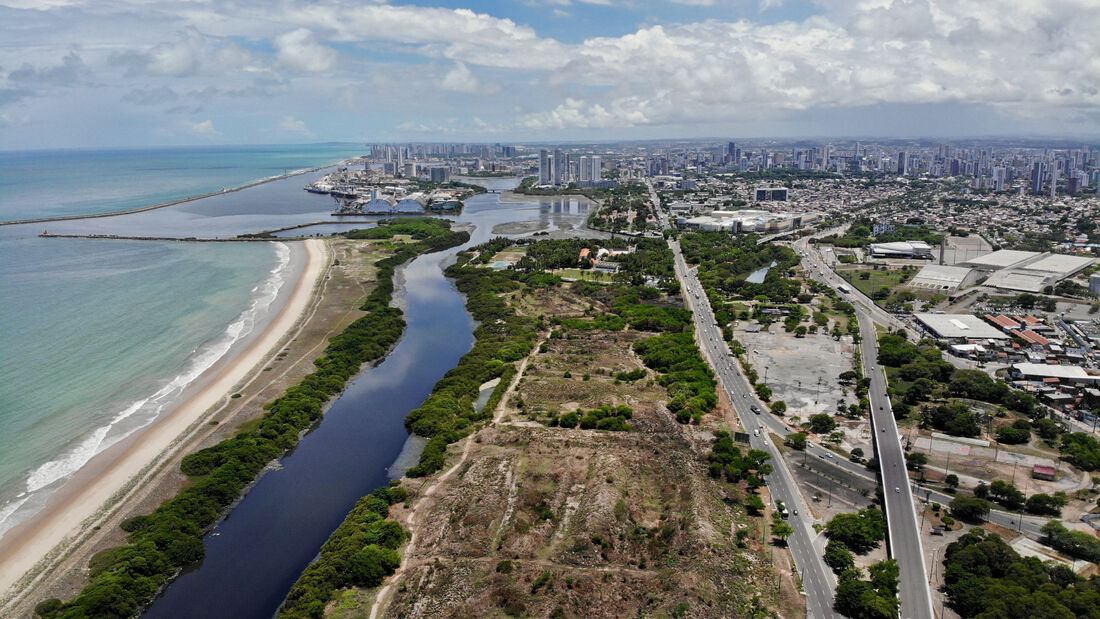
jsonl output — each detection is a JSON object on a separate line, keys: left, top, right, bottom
{"left": 1, "top": 0, "right": 1098, "bottom": 149}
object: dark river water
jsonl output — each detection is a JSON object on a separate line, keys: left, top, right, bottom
{"left": 140, "top": 176, "right": 595, "bottom": 618}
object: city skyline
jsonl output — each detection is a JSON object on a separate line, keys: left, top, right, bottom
{"left": 2, "top": 0, "right": 1099, "bottom": 149}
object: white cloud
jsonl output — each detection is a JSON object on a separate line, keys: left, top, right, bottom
{"left": 438, "top": 62, "right": 481, "bottom": 94}
{"left": 277, "top": 115, "right": 314, "bottom": 135}
{"left": 274, "top": 29, "right": 338, "bottom": 73}
{"left": 189, "top": 119, "right": 220, "bottom": 136}
{"left": 1, "top": 0, "right": 1099, "bottom": 145}
{"left": 115, "top": 27, "right": 255, "bottom": 77}
{"left": 515, "top": 0, "right": 1100, "bottom": 130}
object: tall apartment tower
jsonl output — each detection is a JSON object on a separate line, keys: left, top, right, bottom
{"left": 897, "top": 152, "right": 907, "bottom": 175}
{"left": 538, "top": 149, "right": 552, "bottom": 185}
{"left": 552, "top": 149, "right": 567, "bottom": 185}
{"left": 1031, "top": 161, "right": 1045, "bottom": 195}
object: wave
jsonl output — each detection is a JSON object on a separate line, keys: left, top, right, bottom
{"left": 0, "top": 241, "right": 292, "bottom": 537}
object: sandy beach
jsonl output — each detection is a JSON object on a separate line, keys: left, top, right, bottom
{"left": 0, "top": 238, "right": 328, "bottom": 607}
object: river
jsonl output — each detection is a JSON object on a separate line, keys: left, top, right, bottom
{"left": 141, "top": 178, "right": 595, "bottom": 618}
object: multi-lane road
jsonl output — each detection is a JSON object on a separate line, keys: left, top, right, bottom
{"left": 669, "top": 240, "right": 838, "bottom": 619}
{"left": 794, "top": 235, "right": 935, "bottom": 619}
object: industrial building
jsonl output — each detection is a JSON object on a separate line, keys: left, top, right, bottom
{"left": 907, "top": 264, "right": 979, "bottom": 293}
{"left": 980, "top": 253, "right": 1096, "bottom": 293}
{"left": 678, "top": 209, "right": 819, "bottom": 234}
{"left": 869, "top": 241, "right": 933, "bottom": 259}
{"left": 913, "top": 313, "right": 1010, "bottom": 342}
{"left": 1012, "top": 363, "right": 1098, "bottom": 385}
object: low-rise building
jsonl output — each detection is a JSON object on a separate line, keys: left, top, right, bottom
{"left": 914, "top": 313, "right": 1011, "bottom": 341}
{"left": 869, "top": 241, "right": 933, "bottom": 259}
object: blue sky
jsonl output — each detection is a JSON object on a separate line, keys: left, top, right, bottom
{"left": 1, "top": 0, "right": 1098, "bottom": 149}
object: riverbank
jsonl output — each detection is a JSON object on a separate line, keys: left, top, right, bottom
{"left": 0, "top": 238, "right": 329, "bottom": 615}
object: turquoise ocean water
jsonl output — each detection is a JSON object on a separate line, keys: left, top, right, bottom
{"left": 0, "top": 143, "right": 362, "bottom": 223}
{"left": 0, "top": 143, "right": 362, "bottom": 537}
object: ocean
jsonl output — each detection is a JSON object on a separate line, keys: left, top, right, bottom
{"left": 0, "top": 143, "right": 363, "bottom": 223}
{"left": 0, "top": 143, "right": 362, "bottom": 538}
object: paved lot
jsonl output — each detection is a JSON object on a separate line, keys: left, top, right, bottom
{"left": 735, "top": 327, "right": 853, "bottom": 418}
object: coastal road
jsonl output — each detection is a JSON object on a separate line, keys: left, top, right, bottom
{"left": 669, "top": 240, "right": 838, "bottom": 619}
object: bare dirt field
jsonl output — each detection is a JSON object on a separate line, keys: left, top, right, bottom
{"left": 353, "top": 281, "right": 799, "bottom": 619}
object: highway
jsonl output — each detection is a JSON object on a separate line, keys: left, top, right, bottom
{"left": 669, "top": 239, "right": 838, "bottom": 619}
{"left": 794, "top": 235, "right": 935, "bottom": 618}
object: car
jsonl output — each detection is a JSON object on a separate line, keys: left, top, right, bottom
{"left": 793, "top": 509, "right": 798, "bottom": 516}
{"left": 894, "top": 487, "right": 900, "bottom": 493}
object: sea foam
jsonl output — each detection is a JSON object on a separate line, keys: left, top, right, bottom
{"left": 0, "top": 241, "right": 292, "bottom": 537}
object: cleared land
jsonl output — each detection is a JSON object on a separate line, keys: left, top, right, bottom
{"left": 354, "top": 277, "right": 797, "bottom": 618}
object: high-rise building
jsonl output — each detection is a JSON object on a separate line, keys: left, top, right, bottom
{"left": 430, "top": 167, "right": 450, "bottom": 183}
{"left": 992, "top": 167, "right": 1006, "bottom": 191}
{"left": 897, "top": 152, "right": 907, "bottom": 175}
{"left": 1050, "top": 168, "right": 1058, "bottom": 199}
{"left": 726, "top": 141, "right": 736, "bottom": 162}
{"left": 553, "top": 149, "right": 567, "bottom": 185}
{"left": 538, "top": 149, "right": 552, "bottom": 185}
{"left": 1032, "top": 161, "right": 1045, "bottom": 194}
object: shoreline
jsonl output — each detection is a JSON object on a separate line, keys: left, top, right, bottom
{"left": 0, "top": 238, "right": 328, "bottom": 606}
{"left": 0, "top": 162, "right": 348, "bottom": 227}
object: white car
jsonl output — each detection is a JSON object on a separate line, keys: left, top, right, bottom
{"left": 894, "top": 487, "right": 900, "bottom": 493}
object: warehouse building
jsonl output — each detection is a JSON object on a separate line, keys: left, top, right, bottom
{"left": 907, "top": 264, "right": 979, "bottom": 293}
{"left": 914, "top": 313, "right": 1011, "bottom": 342}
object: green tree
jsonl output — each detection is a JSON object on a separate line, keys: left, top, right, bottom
{"left": 785, "top": 432, "right": 808, "bottom": 450}
{"left": 809, "top": 413, "right": 838, "bottom": 434}
{"left": 825, "top": 508, "right": 885, "bottom": 554}
{"left": 949, "top": 496, "right": 990, "bottom": 522}
{"left": 905, "top": 452, "right": 928, "bottom": 471}
{"left": 771, "top": 520, "right": 794, "bottom": 545}
{"left": 824, "top": 539, "right": 855, "bottom": 574}
{"left": 1024, "top": 493, "right": 1063, "bottom": 517}
{"left": 744, "top": 494, "right": 765, "bottom": 515}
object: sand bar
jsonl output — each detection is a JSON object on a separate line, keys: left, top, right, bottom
{"left": 0, "top": 238, "right": 327, "bottom": 600}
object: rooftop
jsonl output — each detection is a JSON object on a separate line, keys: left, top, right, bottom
{"left": 963, "top": 249, "right": 1041, "bottom": 269}
{"left": 914, "top": 313, "right": 1011, "bottom": 340}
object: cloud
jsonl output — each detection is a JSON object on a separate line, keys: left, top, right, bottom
{"left": 274, "top": 28, "right": 338, "bottom": 73}
{"left": 438, "top": 62, "right": 481, "bottom": 94}
{"left": 114, "top": 27, "right": 254, "bottom": 77}
{"left": 289, "top": 3, "right": 571, "bottom": 70}
{"left": 514, "top": 0, "right": 1100, "bottom": 130}
{"left": 122, "top": 86, "right": 178, "bottom": 106}
{"left": 277, "top": 115, "right": 314, "bottom": 135}
{"left": 188, "top": 119, "right": 220, "bottom": 136}
{"left": 7, "top": 51, "right": 91, "bottom": 86}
